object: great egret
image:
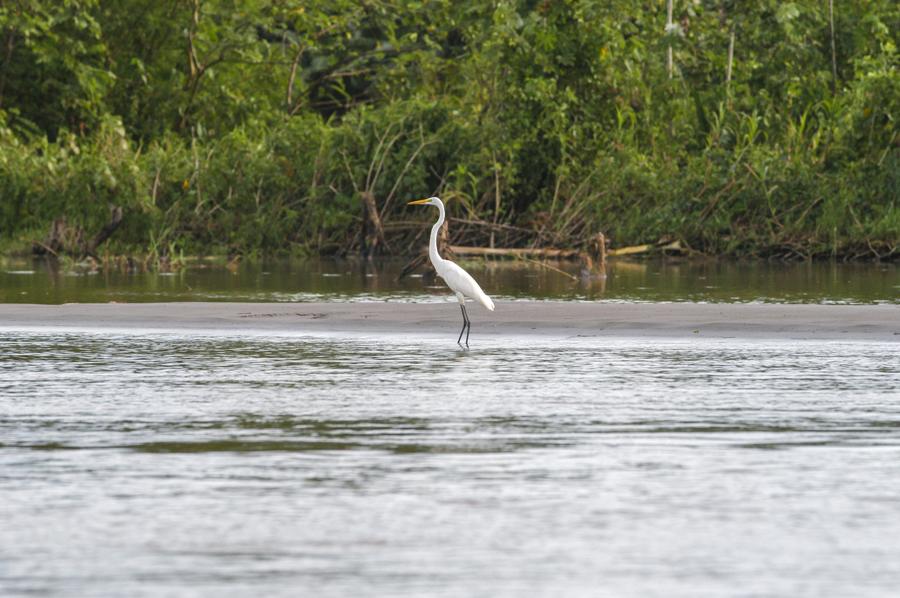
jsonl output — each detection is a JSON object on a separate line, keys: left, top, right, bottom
{"left": 408, "top": 196, "right": 495, "bottom": 347}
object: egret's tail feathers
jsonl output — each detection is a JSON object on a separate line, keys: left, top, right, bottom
{"left": 479, "top": 294, "right": 495, "bottom": 312}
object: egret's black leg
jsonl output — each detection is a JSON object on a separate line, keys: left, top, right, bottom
{"left": 457, "top": 304, "right": 467, "bottom": 346}
{"left": 463, "top": 304, "right": 471, "bottom": 347}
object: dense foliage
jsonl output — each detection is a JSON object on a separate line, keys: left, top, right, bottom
{"left": 1, "top": 0, "right": 897, "bottom": 259}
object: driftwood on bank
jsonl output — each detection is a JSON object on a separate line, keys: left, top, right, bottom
{"left": 607, "top": 239, "right": 683, "bottom": 256}
{"left": 33, "top": 206, "right": 124, "bottom": 259}
{"left": 451, "top": 237, "right": 682, "bottom": 260}
{"left": 448, "top": 246, "right": 584, "bottom": 259}
{"left": 397, "top": 233, "right": 696, "bottom": 282}
{"left": 450, "top": 232, "right": 609, "bottom": 271}
{"left": 398, "top": 233, "right": 610, "bottom": 281}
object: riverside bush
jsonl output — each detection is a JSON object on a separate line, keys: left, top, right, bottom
{"left": 0, "top": 1, "right": 896, "bottom": 260}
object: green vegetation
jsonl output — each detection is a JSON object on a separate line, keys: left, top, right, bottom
{"left": 1, "top": 0, "right": 897, "bottom": 260}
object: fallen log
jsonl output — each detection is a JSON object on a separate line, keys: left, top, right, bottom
{"left": 448, "top": 246, "right": 584, "bottom": 259}
{"left": 606, "top": 243, "right": 654, "bottom": 257}
{"left": 445, "top": 236, "right": 685, "bottom": 267}
{"left": 449, "top": 244, "right": 605, "bottom": 279}
{"left": 449, "top": 238, "right": 681, "bottom": 260}
{"left": 399, "top": 233, "right": 611, "bottom": 281}
{"left": 607, "top": 239, "right": 682, "bottom": 256}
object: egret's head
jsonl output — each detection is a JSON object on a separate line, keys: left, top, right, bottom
{"left": 407, "top": 196, "right": 441, "bottom": 208}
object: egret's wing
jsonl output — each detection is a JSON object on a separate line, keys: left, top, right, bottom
{"left": 436, "top": 260, "right": 495, "bottom": 311}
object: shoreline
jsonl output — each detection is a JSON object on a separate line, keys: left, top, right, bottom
{"left": 0, "top": 301, "right": 898, "bottom": 342}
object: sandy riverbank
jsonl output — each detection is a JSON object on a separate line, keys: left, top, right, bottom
{"left": 0, "top": 301, "right": 897, "bottom": 341}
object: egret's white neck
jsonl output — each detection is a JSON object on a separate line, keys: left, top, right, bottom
{"left": 429, "top": 200, "right": 447, "bottom": 266}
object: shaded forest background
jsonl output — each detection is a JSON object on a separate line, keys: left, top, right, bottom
{"left": 0, "top": 0, "right": 897, "bottom": 261}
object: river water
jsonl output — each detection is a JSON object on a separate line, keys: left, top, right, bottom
{"left": 2, "top": 328, "right": 899, "bottom": 597}
{"left": 1, "top": 257, "right": 898, "bottom": 304}
{"left": 2, "top": 258, "right": 899, "bottom": 596}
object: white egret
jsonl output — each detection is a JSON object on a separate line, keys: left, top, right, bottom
{"left": 408, "top": 196, "right": 495, "bottom": 347}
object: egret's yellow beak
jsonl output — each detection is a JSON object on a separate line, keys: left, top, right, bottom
{"left": 407, "top": 198, "right": 430, "bottom": 205}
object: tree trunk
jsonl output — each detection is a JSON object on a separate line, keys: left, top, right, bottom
{"left": 726, "top": 27, "right": 735, "bottom": 94}
{"left": 361, "top": 191, "right": 387, "bottom": 256}
{"left": 828, "top": 0, "right": 838, "bottom": 93}
{"left": 85, "top": 206, "right": 124, "bottom": 257}
{"left": 666, "top": 0, "right": 674, "bottom": 79}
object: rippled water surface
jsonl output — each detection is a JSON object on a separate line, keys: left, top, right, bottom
{"left": 2, "top": 330, "right": 900, "bottom": 597}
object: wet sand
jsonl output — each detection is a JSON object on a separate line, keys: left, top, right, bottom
{"left": 0, "top": 301, "right": 897, "bottom": 341}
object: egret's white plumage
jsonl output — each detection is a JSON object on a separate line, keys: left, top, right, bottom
{"left": 408, "top": 196, "right": 494, "bottom": 346}
{"left": 439, "top": 261, "right": 495, "bottom": 312}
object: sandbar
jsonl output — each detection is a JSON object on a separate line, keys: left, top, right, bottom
{"left": 0, "top": 301, "right": 897, "bottom": 342}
